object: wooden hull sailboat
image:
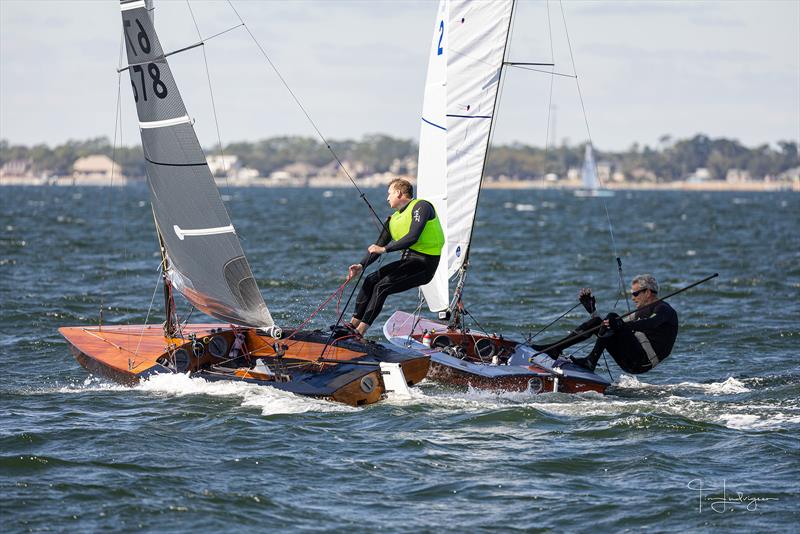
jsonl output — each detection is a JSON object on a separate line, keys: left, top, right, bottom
{"left": 383, "top": 0, "right": 610, "bottom": 394}
{"left": 60, "top": 0, "right": 428, "bottom": 407}
{"left": 384, "top": 311, "right": 610, "bottom": 394}
{"left": 61, "top": 324, "right": 429, "bottom": 406}
{"left": 574, "top": 144, "right": 615, "bottom": 198}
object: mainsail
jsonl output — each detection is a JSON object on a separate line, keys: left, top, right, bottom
{"left": 119, "top": 0, "right": 273, "bottom": 328}
{"left": 419, "top": 0, "right": 515, "bottom": 312}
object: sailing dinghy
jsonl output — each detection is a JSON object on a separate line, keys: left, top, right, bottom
{"left": 382, "top": 0, "right": 610, "bottom": 394}
{"left": 60, "top": 0, "right": 428, "bottom": 407}
{"left": 574, "top": 144, "right": 614, "bottom": 198}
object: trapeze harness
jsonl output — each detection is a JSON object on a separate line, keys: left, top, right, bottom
{"left": 352, "top": 199, "right": 444, "bottom": 326}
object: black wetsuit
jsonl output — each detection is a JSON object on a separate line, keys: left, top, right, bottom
{"left": 539, "top": 301, "right": 679, "bottom": 374}
{"left": 353, "top": 200, "right": 440, "bottom": 326}
{"left": 592, "top": 301, "right": 679, "bottom": 373}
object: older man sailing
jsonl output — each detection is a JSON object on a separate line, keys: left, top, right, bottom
{"left": 533, "top": 274, "right": 679, "bottom": 374}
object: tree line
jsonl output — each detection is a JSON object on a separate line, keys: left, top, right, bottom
{"left": 2, "top": 134, "right": 797, "bottom": 181}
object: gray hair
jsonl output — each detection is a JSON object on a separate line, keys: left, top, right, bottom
{"left": 632, "top": 273, "right": 659, "bottom": 294}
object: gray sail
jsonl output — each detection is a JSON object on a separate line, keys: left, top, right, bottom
{"left": 119, "top": 0, "right": 273, "bottom": 329}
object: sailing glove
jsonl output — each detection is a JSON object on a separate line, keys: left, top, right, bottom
{"left": 579, "top": 290, "right": 596, "bottom": 315}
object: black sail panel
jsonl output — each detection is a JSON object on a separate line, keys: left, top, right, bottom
{"left": 119, "top": 0, "right": 273, "bottom": 328}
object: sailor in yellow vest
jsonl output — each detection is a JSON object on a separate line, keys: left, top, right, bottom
{"left": 344, "top": 178, "right": 444, "bottom": 336}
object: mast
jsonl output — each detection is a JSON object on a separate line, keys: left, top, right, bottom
{"left": 154, "top": 212, "right": 178, "bottom": 338}
{"left": 449, "top": 0, "right": 517, "bottom": 328}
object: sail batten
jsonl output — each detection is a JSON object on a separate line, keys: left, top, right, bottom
{"left": 120, "top": 0, "right": 273, "bottom": 328}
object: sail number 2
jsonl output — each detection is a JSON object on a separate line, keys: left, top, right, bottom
{"left": 124, "top": 17, "right": 168, "bottom": 102}
{"left": 437, "top": 20, "right": 444, "bottom": 56}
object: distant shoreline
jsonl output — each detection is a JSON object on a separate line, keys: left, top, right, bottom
{"left": 0, "top": 176, "right": 796, "bottom": 192}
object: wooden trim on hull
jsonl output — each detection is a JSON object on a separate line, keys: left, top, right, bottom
{"left": 428, "top": 359, "right": 541, "bottom": 392}
{"left": 396, "top": 356, "right": 429, "bottom": 386}
{"left": 69, "top": 342, "right": 142, "bottom": 386}
{"left": 428, "top": 360, "right": 607, "bottom": 394}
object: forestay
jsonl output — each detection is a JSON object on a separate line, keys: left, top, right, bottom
{"left": 119, "top": 0, "right": 273, "bottom": 329}
{"left": 419, "top": 0, "right": 515, "bottom": 312}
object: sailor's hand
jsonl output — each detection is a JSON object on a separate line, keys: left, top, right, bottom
{"left": 605, "top": 314, "right": 624, "bottom": 331}
{"left": 347, "top": 264, "right": 363, "bottom": 280}
{"left": 367, "top": 244, "right": 386, "bottom": 255}
{"left": 578, "top": 288, "right": 596, "bottom": 315}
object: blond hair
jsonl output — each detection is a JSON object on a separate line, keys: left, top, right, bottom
{"left": 388, "top": 178, "right": 413, "bottom": 198}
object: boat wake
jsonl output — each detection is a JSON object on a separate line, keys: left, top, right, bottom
{"left": 56, "top": 375, "right": 130, "bottom": 393}
{"left": 56, "top": 374, "right": 356, "bottom": 416}
{"left": 408, "top": 375, "right": 799, "bottom": 431}
{"left": 135, "top": 373, "right": 358, "bottom": 416}
{"left": 615, "top": 374, "right": 751, "bottom": 395}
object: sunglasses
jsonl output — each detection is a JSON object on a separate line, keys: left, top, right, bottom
{"left": 631, "top": 288, "right": 648, "bottom": 297}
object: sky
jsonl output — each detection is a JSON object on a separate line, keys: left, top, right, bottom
{"left": 0, "top": 0, "right": 798, "bottom": 152}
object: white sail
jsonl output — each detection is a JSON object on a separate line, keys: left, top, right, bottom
{"left": 419, "top": 0, "right": 514, "bottom": 312}
{"left": 581, "top": 144, "right": 600, "bottom": 190}
{"left": 417, "top": 0, "right": 450, "bottom": 313}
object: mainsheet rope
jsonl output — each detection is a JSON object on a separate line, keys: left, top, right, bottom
{"left": 281, "top": 278, "right": 352, "bottom": 345}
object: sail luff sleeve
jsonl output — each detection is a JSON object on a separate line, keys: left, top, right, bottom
{"left": 119, "top": 1, "right": 273, "bottom": 328}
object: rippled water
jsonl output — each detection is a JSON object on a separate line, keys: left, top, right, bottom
{"left": 1, "top": 186, "right": 798, "bottom": 532}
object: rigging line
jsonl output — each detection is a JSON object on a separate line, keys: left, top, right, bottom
{"left": 225, "top": 0, "right": 384, "bottom": 231}
{"left": 539, "top": 0, "right": 556, "bottom": 189}
{"left": 102, "top": 32, "right": 126, "bottom": 328}
{"left": 116, "top": 24, "right": 244, "bottom": 72}
{"left": 281, "top": 280, "right": 349, "bottom": 345}
{"left": 558, "top": 0, "right": 628, "bottom": 309}
{"left": 506, "top": 65, "right": 575, "bottom": 78}
{"left": 133, "top": 268, "right": 166, "bottom": 358}
{"left": 204, "top": 22, "right": 245, "bottom": 42}
{"left": 525, "top": 301, "right": 580, "bottom": 343}
{"left": 458, "top": 0, "right": 518, "bottom": 287}
{"left": 317, "top": 266, "right": 368, "bottom": 361}
{"left": 185, "top": 1, "right": 234, "bottom": 198}
{"left": 180, "top": 306, "right": 195, "bottom": 327}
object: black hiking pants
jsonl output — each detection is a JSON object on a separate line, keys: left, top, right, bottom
{"left": 354, "top": 253, "right": 439, "bottom": 326}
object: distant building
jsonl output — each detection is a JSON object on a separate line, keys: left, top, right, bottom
{"left": 725, "top": 169, "right": 752, "bottom": 183}
{"left": 207, "top": 154, "right": 239, "bottom": 177}
{"left": 72, "top": 155, "right": 124, "bottom": 183}
{"left": 686, "top": 167, "right": 712, "bottom": 183}
{"left": 0, "top": 159, "right": 33, "bottom": 178}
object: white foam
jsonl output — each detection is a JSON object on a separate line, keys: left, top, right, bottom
{"left": 615, "top": 374, "right": 750, "bottom": 395}
{"left": 136, "top": 373, "right": 356, "bottom": 416}
{"left": 56, "top": 375, "right": 129, "bottom": 394}
{"left": 697, "top": 377, "right": 751, "bottom": 394}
